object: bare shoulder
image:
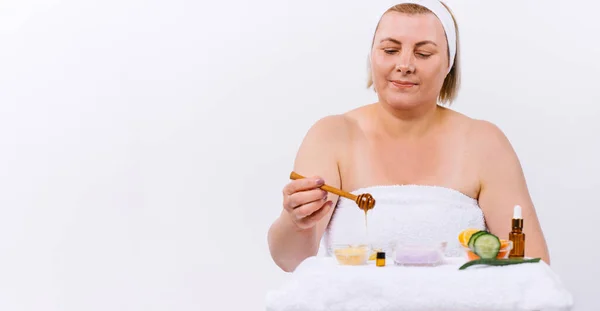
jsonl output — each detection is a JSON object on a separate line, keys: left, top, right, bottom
{"left": 462, "top": 117, "right": 524, "bottom": 190}
{"left": 432, "top": 105, "right": 510, "bottom": 151}
{"left": 468, "top": 118, "right": 508, "bottom": 140}
{"left": 437, "top": 107, "right": 478, "bottom": 133}
{"left": 301, "top": 105, "right": 367, "bottom": 144}
{"left": 465, "top": 118, "right": 516, "bottom": 159}
{"left": 298, "top": 114, "right": 352, "bottom": 153}
{"left": 293, "top": 109, "right": 362, "bottom": 170}
{"left": 441, "top": 109, "right": 520, "bottom": 177}
{"left": 306, "top": 114, "right": 352, "bottom": 137}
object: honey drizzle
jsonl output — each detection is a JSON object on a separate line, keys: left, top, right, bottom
{"left": 364, "top": 208, "right": 369, "bottom": 247}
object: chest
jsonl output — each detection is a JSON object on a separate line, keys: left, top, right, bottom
{"left": 338, "top": 133, "right": 474, "bottom": 194}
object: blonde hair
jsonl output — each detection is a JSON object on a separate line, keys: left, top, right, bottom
{"left": 366, "top": 2, "right": 461, "bottom": 105}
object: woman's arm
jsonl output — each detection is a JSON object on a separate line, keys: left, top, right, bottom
{"left": 267, "top": 115, "right": 346, "bottom": 272}
{"left": 474, "top": 120, "right": 551, "bottom": 264}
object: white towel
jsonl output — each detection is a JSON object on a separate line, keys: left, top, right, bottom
{"left": 265, "top": 257, "right": 573, "bottom": 311}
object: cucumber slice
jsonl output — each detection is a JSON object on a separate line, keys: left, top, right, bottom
{"left": 472, "top": 233, "right": 501, "bottom": 259}
{"left": 467, "top": 231, "right": 487, "bottom": 249}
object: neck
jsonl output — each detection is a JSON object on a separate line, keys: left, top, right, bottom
{"left": 372, "top": 100, "right": 441, "bottom": 139}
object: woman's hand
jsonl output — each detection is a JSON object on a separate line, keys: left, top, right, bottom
{"left": 282, "top": 176, "right": 334, "bottom": 230}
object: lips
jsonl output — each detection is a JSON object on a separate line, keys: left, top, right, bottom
{"left": 391, "top": 80, "right": 417, "bottom": 86}
{"left": 390, "top": 80, "right": 418, "bottom": 88}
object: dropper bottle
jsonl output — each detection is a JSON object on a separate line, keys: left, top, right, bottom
{"left": 509, "top": 205, "right": 525, "bottom": 258}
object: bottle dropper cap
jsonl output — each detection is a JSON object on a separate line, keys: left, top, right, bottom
{"left": 513, "top": 205, "right": 522, "bottom": 219}
{"left": 512, "top": 205, "right": 523, "bottom": 229}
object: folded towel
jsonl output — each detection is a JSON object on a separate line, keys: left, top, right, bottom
{"left": 265, "top": 257, "right": 573, "bottom": 311}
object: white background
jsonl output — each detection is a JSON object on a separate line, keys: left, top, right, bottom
{"left": 1, "top": 0, "right": 599, "bottom": 310}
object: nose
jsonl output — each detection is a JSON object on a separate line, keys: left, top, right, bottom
{"left": 395, "top": 52, "right": 415, "bottom": 74}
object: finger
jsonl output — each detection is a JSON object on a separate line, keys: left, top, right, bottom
{"left": 285, "top": 188, "right": 328, "bottom": 211}
{"left": 293, "top": 196, "right": 329, "bottom": 219}
{"left": 296, "top": 201, "right": 334, "bottom": 229}
{"left": 283, "top": 176, "right": 325, "bottom": 196}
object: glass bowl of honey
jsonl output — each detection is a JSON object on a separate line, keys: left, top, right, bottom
{"left": 331, "top": 244, "right": 370, "bottom": 266}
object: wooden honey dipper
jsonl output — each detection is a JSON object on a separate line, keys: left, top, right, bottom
{"left": 289, "top": 171, "right": 376, "bottom": 211}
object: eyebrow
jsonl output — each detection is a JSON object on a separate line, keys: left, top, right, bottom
{"left": 380, "top": 37, "right": 438, "bottom": 47}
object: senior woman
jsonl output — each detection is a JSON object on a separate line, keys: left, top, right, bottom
{"left": 268, "top": 0, "right": 550, "bottom": 272}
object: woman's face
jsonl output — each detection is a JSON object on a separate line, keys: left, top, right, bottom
{"left": 371, "top": 11, "right": 450, "bottom": 109}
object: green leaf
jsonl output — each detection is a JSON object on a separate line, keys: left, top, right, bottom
{"left": 459, "top": 258, "right": 541, "bottom": 270}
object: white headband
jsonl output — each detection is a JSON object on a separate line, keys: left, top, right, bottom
{"left": 369, "top": 0, "right": 457, "bottom": 74}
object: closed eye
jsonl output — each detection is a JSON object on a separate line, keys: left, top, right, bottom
{"left": 384, "top": 49, "right": 432, "bottom": 58}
